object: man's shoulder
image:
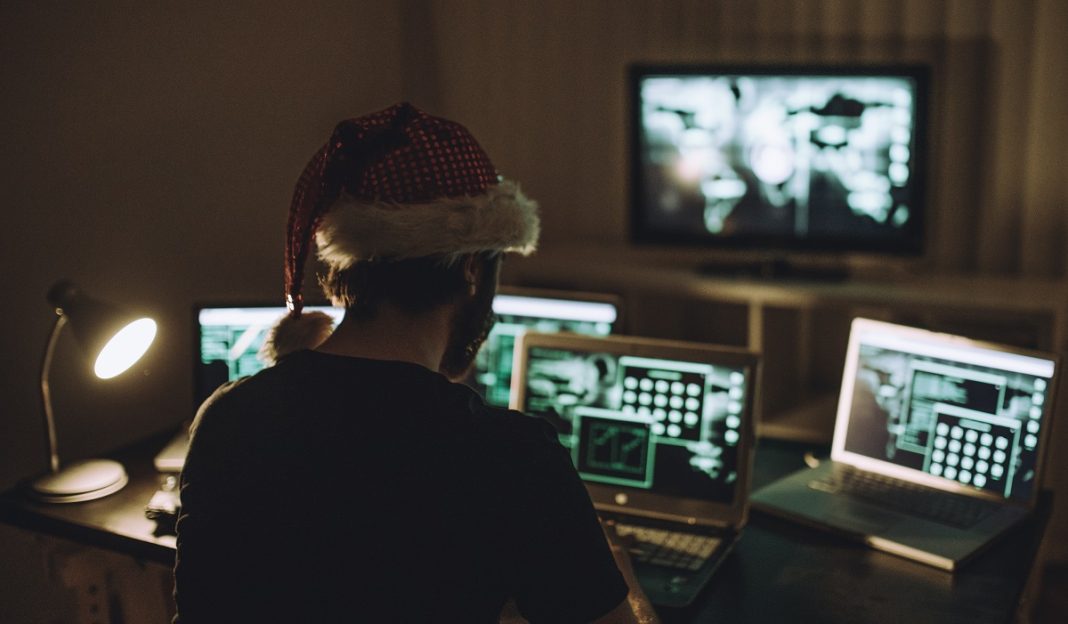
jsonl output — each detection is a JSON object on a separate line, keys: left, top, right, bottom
{"left": 469, "top": 402, "right": 558, "bottom": 441}
{"left": 464, "top": 404, "right": 573, "bottom": 477}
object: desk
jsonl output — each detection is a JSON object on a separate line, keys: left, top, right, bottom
{"left": 663, "top": 443, "right": 1051, "bottom": 624}
{"left": 0, "top": 434, "right": 1050, "bottom": 624}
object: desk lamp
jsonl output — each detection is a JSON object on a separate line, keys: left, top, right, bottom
{"left": 31, "top": 280, "right": 157, "bottom": 503}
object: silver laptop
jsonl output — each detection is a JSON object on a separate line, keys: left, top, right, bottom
{"left": 511, "top": 332, "right": 759, "bottom": 607}
{"left": 751, "top": 317, "right": 1059, "bottom": 571}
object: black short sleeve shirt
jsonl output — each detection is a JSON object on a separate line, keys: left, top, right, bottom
{"left": 173, "top": 350, "right": 628, "bottom": 623}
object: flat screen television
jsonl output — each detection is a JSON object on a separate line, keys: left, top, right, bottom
{"left": 630, "top": 64, "right": 929, "bottom": 270}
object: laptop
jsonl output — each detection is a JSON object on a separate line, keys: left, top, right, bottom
{"left": 153, "top": 303, "right": 345, "bottom": 472}
{"left": 751, "top": 317, "right": 1059, "bottom": 571}
{"left": 468, "top": 287, "right": 621, "bottom": 408}
{"left": 158, "top": 290, "right": 620, "bottom": 472}
{"left": 511, "top": 332, "right": 759, "bottom": 607}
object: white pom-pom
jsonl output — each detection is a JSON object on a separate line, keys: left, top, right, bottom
{"left": 259, "top": 311, "right": 336, "bottom": 365}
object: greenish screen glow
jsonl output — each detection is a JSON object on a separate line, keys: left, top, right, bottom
{"left": 470, "top": 294, "right": 617, "bottom": 407}
{"left": 196, "top": 306, "right": 343, "bottom": 402}
{"left": 522, "top": 346, "right": 747, "bottom": 503}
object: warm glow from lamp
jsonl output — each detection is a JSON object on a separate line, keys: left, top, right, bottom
{"left": 94, "top": 318, "right": 157, "bottom": 379}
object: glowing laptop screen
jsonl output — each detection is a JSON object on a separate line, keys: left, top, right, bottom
{"left": 519, "top": 346, "right": 749, "bottom": 503}
{"left": 840, "top": 325, "right": 1055, "bottom": 502}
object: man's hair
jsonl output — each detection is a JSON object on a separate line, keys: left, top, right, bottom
{"left": 318, "top": 253, "right": 500, "bottom": 320}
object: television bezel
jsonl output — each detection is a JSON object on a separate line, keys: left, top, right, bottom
{"left": 628, "top": 63, "right": 931, "bottom": 257}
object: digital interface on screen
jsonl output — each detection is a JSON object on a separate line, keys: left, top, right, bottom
{"left": 471, "top": 296, "right": 617, "bottom": 408}
{"left": 634, "top": 69, "right": 924, "bottom": 250}
{"left": 196, "top": 306, "right": 343, "bottom": 403}
{"left": 521, "top": 347, "right": 748, "bottom": 502}
{"left": 843, "top": 337, "right": 1055, "bottom": 502}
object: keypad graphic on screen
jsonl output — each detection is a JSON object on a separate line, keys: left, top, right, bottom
{"left": 470, "top": 295, "right": 617, "bottom": 407}
{"left": 523, "top": 347, "right": 747, "bottom": 502}
{"left": 844, "top": 339, "right": 1053, "bottom": 501}
{"left": 925, "top": 407, "right": 1019, "bottom": 493}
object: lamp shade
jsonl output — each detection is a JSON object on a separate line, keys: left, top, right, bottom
{"left": 46, "top": 280, "right": 157, "bottom": 378}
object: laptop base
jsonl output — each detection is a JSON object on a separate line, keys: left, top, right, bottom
{"left": 751, "top": 461, "right": 1031, "bottom": 571}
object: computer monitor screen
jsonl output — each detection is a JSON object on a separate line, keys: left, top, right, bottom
{"left": 195, "top": 305, "right": 344, "bottom": 404}
{"left": 471, "top": 292, "right": 619, "bottom": 407}
{"left": 840, "top": 326, "right": 1056, "bottom": 502}
{"left": 518, "top": 345, "right": 749, "bottom": 503}
{"left": 630, "top": 64, "right": 927, "bottom": 254}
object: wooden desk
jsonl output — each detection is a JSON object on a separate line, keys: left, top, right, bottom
{"left": 0, "top": 434, "right": 1050, "bottom": 623}
{"left": 0, "top": 431, "right": 177, "bottom": 567}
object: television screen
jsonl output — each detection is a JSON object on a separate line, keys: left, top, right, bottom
{"left": 630, "top": 65, "right": 928, "bottom": 255}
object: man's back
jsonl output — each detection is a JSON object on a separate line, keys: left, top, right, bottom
{"left": 173, "top": 350, "right": 627, "bottom": 623}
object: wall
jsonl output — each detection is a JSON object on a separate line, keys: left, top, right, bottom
{"left": 0, "top": 2, "right": 406, "bottom": 620}
{"left": 424, "top": 0, "right": 1068, "bottom": 277}
{"left": 0, "top": 1, "right": 406, "bottom": 488}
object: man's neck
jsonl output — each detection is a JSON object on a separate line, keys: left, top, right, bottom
{"left": 313, "top": 302, "right": 452, "bottom": 373}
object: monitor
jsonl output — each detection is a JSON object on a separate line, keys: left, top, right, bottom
{"left": 630, "top": 64, "right": 928, "bottom": 258}
{"left": 194, "top": 305, "right": 344, "bottom": 405}
{"left": 511, "top": 332, "right": 758, "bottom": 516}
{"left": 470, "top": 288, "right": 621, "bottom": 408}
{"left": 834, "top": 319, "right": 1058, "bottom": 504}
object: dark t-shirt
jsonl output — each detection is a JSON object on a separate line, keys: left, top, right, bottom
{"left": 173, "top": 350, "right": 628, "bottom": 623}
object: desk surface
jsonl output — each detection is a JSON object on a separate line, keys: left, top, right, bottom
{"left": 664, "top": 445, "right": 1050, "bottom": 624}
{"left": 0, "top": 433, "right": 1049, "bottom": 624}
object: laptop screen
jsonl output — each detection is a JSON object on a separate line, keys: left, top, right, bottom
{"left": 517, "top": 343, "right": 750, "bottom": 504}
{"left": 195, "top": 305, "right": 344, "bottom": 404}
{"left": 471, "top": 292, "right": 619, "bottom": 407}
{"left": 838, "top": 320, "right": 1056, "bottom": 503}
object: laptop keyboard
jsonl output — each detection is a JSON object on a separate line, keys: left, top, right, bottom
{"left": 810, "top": 467, "right": 998, "bottom": 528}
{"left": 610, "top": 522, "right": 722, "bottom": 571}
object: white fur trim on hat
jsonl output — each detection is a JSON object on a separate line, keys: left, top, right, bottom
{"left": 259, "top": 310, "right": 335, "bottom": 365}
{"left": 314, "top": 179, "right": 539, "bottom": 267}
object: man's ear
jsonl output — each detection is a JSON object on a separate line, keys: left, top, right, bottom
{"left": 461, "top": 254, "right": 479, "bottom": 295}
{"left": 461, "top": 254, "right": 479, "bottom": 282}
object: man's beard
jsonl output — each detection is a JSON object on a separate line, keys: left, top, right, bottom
{"left": 439, "top": 273, "right": 498, "bottom": 381}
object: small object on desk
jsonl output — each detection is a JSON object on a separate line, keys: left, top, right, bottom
{"left": 145, "top": 474, "right": 181, "bottom": 533}
{"left": 154, "top": 426, "right": 191, "bottom": 473}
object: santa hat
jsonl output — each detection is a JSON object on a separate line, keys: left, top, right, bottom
{"left": 261, "top": 102, "right": 540, "bottom": 363}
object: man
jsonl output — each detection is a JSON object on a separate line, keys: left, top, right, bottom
{"left": 173, "top": 103, "right": 661, "bottom": 623}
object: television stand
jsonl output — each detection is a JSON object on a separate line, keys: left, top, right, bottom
{"left": 696, "top": 257, "right": 850, "bottom": 282}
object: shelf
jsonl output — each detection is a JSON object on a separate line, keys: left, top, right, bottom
{"left": 758, "top": 393, "right": 838, "bottom": 444}
{"left": 503, "top": 243, "right": 1068, "bottom": 440}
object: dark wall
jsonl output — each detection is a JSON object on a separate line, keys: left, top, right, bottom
{"left": 0, "top": 2, "right": 405, "bottom": 490}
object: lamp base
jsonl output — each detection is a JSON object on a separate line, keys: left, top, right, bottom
{"left": 31, "top": 459, "right": 128, "bottom": 503}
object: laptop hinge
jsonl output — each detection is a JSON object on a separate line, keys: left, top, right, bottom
{"left": 596, "top": 503, "right": 732, "bottom": 529}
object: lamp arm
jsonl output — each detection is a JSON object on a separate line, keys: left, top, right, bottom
{"left": 40, "top": 313, "right": 67, "bottom": 474}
